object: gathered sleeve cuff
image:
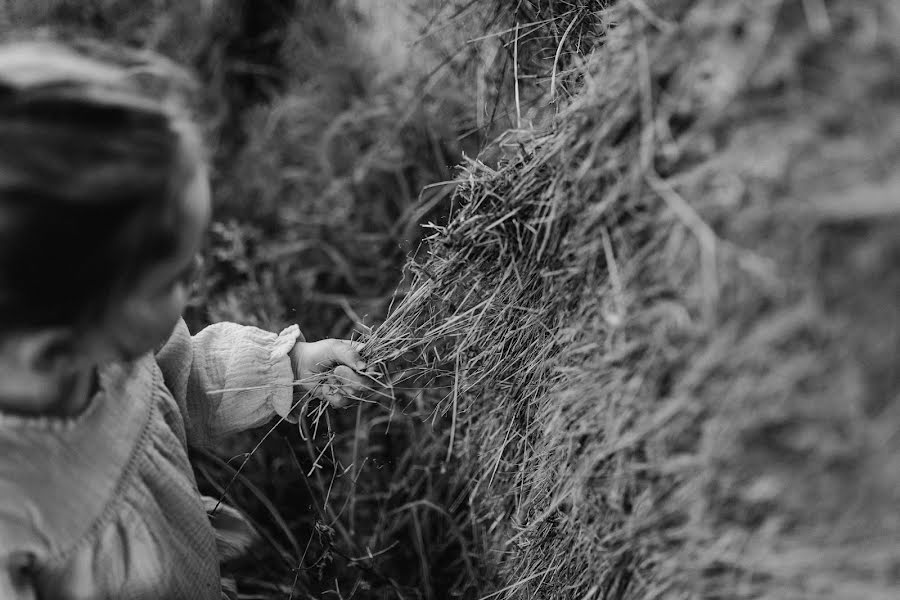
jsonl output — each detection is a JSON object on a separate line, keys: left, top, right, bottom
{"left": 155, "top": 320, "right": 304, "bottom": 447}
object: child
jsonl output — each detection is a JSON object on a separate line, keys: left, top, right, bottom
{"left": 0, "top": 39, "right": 368, "bottom": 598}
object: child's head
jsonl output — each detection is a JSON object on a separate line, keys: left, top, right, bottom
{"left": 0, "top": 39, "right": 210, "bottom": 371}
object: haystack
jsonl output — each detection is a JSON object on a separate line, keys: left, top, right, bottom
{"left": 365, "top": 1, "right": 900, "bottom": 597}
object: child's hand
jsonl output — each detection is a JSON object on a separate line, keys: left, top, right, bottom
{"left": 289, "top": 339, "right": 369, "bottom": 407}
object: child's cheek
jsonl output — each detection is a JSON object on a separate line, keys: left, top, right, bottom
{"left": 109, "top": 287, "right": 188, "bottom": 359}
{"left": 149, "top": 284, "right": 189, "bottom": 342}
{"left": 168, "top": 282, "right": 189, "bottom": 316}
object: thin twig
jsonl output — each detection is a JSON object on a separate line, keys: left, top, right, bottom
{"left": 550, "top": 10, "right": 582, "bottom": 102}
{"left": 513, "top": 21, "right": 521, "bottom": 129}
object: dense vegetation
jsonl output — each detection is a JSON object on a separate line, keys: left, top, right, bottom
{"left": 5, "top": 1, "right": 899, "bottom": 598}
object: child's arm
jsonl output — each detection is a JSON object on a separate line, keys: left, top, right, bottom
{"left": 154, "top": 319, "right": 366, "bottom": 447}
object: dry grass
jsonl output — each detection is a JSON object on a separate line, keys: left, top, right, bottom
{"left": 6, "top": 0, "right": 900, "bottom": 598}
{"left": 364, "top": 0, "right": 900, "bottom": 598}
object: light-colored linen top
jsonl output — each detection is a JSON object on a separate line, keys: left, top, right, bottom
{"left": 0, "top": 319, "right": 302, "bottom": 599}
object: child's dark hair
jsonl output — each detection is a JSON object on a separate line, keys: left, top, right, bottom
{"left": 0, "top": 39, "right": 203, "bottom": 333}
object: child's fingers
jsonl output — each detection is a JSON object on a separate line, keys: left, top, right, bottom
{"left": 304, "top": 362, "right": 371, "bottom": 409}
{"left": 325, "top": 339, "right": 367, "bottom": 372}
{"left": 317, "top": 366, "right": 370, "bottom": 409}
{"left": 322, "top": 383, "right": 347, "bottom": 408}
{"left": 332, "top": 365, "right": 368, "bottom": 395}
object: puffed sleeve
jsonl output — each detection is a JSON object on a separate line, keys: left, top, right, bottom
{"left": 155, "top": 319, "right": 304, "bottom": 447}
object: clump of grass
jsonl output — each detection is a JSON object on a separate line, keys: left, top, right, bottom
{"left": 365, "top": 0, "right": 900, "bottom": 597}
{"left": 484, "top": 0, "right": 611, "bottom": 103}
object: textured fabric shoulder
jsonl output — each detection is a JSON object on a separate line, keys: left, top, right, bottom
{"left": 0, "top": 360, "right": 153, "bottom": 560}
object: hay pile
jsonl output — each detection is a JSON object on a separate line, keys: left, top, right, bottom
{"left": 365, "top": 0, "right": 900, "bottom": 597}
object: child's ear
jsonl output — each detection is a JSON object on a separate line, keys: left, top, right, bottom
{"left": 22, "top": 328, "right": 80, "bottom": 372}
